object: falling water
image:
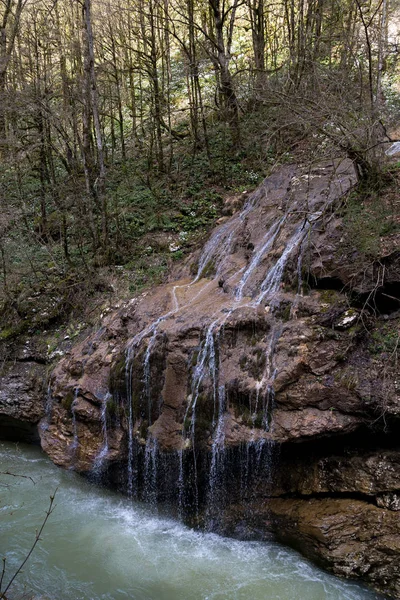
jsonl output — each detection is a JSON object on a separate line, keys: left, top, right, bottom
{"left": 194, "top": 220, "right": 236, "bottom": 283}
{"left": 207, "top": 384, "right": 226, "bottom": 523}
{"left": 85, "top": 163, "right": 354, "bottom": 518}
{"left": 143, "top": 330, "right": 158, "bottom": 425}
{"left": 256, "top": 223, "right": 307, "bottom": 304}
{"left": 92, "top": 392, "right": 111, "bottom": 478}
{"left": 185, "top": 320, "right": 220, "bottom": 442}
{"left": 125, "top": 345, "right": 136, "bottom": 497}
{"left": 235, "top": 216, "right": 286, "bottom": 300}
{"left": 70, "top": 388, "right": 80, "bottom": 464}
{"left": 143, "top": 436, "right": 158, "bottom": 505}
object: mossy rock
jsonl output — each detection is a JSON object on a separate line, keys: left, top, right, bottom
{"left": 62, "top": 390, "right": 75, "bottom": 412}
{"left": 0, "top": 321, "right": 30, "bottom": 341}
{"left": 199, "top": 259, "right": 216, "bottom": 279}
{"left": 106, "top": 396, "right": 123, "bottom": 420}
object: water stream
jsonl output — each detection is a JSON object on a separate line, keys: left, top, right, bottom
{"left": 0, "top": 442, "right": 384, "bottom": 600}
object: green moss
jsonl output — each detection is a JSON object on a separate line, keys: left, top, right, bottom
{"left": 0, "top": 321, "right": 29, "bottom": 340}
{"left": 62, "top": 390, "right": 75, "bottom": 412}
{"left": 343, "top": 185, "right": 400, "bottom": 258}
{"left": 109, "top": 356, "right": 127, "bottom": 394}
{"left": 171, "top": 250, "right": 184, "bottom": 261}
{"left": 106, "top": 397, "right": 120, "bottom": 419}
{"left": 319, "top": 289, "right": 339, "bottom": 305}
{"left": 189, "top": 261, "right": 199, "bottom": 276}
{"left": 241, "top": 408, "right": 251, "bottom": 426}
{"left": 194, "top": 415, "right": 211, "bottom": 437}
{"left": 275, "top": 304, "right": 291, "bottom": 321}
{"left": 199, "top": 259, "right": 216, "bottom": 279}
{"left": 253, "top": 411, "right": 265, "bottom": 428}
{"left": 369, "top": 325, "right": 399, "bottom": 355}
{"left": 139, "top": 420, "right": 149, "bottom": 439}
{"left": 190, "top": 349, "right": 200, "bottom": 367}
{"left": 131, "top": 393, "right": 139, "bottom": 417}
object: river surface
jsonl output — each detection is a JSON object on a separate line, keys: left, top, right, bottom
{"left": 0, "top": 442, "right": 385, "bottom": 600}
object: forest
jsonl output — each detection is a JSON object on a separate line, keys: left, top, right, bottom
{"left": 0, "top": 0, "right": 399, "bottom": 336}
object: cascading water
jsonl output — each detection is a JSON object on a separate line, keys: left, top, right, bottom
{"left": 58, "top": 162, "right": 356, "bottom": 525}
{"left": 186, "top": 319, "right": 220, "bottom": 440}
{"left": 172, "top": 171, "right": 341, "bottom": 512}
{"left": 70, "top": 388, "right": 80, "bottom": 464}
{"left": 206, "top": 384, "right": 226, "bottom": 525}
{"left": 177, "top": 167, "right": 354, "bottom": 519}
{"left": 235, "top": 216, "right": 286, "bottom": 301}
{"left": 92, "top": 392, "right": 111, "bottom": 478}
{"left": 125, "top": 345, "right": 136, "bottom": 497}
{"left": 256, "top": 223, "right": 307, "bottom": 304}
{"left": 143, "top": 436, "right": 158, "bottom": 505}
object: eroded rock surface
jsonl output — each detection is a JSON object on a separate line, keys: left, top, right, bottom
{"left": 0, "top": 338, "right": 47, "bottom": 441}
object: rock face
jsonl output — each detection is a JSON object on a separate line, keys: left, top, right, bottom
{"left": 2, "top": 159, "right": 400, "bottom": 597}
{"left": 0, "top": 339, "right": 47, "bottom": 441}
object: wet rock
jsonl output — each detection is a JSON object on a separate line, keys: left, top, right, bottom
{"left": 0, "top": 360, "right": 46, "bottom": 440}
{"left": 267, "top": 497, "right": 400, "bottom": 599}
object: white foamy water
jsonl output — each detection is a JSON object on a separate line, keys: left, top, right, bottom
{"left": 0, "top": 443, "right": 385, "bottom": 600}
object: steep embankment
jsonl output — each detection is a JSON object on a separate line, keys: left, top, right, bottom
{"left": 2, "top": 159, "right": 400, "bottom": 598}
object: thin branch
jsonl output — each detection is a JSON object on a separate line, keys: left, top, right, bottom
{"left": 1, "top": 489, "right": 58, "bottom": 598}
{"left": 0, "top": 471, "right": 35, "bottom": 484}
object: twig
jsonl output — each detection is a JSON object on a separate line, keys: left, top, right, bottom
{"left": 0, "top": 489, "right": 57, "bottom": 599}
{"left": 0, "top": 559, "right": 5, "bottom": 593}
{"left": 0, "top": 472, "right": 35, "bottom": 485}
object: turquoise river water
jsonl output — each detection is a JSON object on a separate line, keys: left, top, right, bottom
{"left": 0, "top": 442, "right": 385, "bottom": 600}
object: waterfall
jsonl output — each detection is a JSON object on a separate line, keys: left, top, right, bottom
{"left": 143, "top": 436, "right": 158, "bottom": 505}
{"left": 235, "top": 216, "right": 285, "bottom": 301}
{"left": 256, "top": 224, "right": 307, "bottom": 305}
{"left": 68, "top": 162, "right": 354, "bottom": 519}
{"left": 194, "top": 219, "right": 237, "bottom": 282}
{"left": 125, "top": 345, "right": 136, "bottom": 497}
{"left": 185, "top": 320, "right": 220, "bottom": 441}
{"left": 92, "top": 392, "right": 111, "bottom": 479}
{"left": 70, "top": 388, "right": 80, "bottom": 464}
{"left": 206, "top": 384, "right": 226, "bottom": 525}
{"left": 143, "top": 330, "right": 157, "bottom": 425}
{"left": 179, "top": 208, "right": 306, "bottom": 518}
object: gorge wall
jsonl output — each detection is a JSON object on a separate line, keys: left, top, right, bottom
{"left": 1, "top": 160, "right": 400, "bottom": 598}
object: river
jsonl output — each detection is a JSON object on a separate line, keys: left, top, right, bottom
{"left": 0, "top": 442, "right": 384, "bottom": 600}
